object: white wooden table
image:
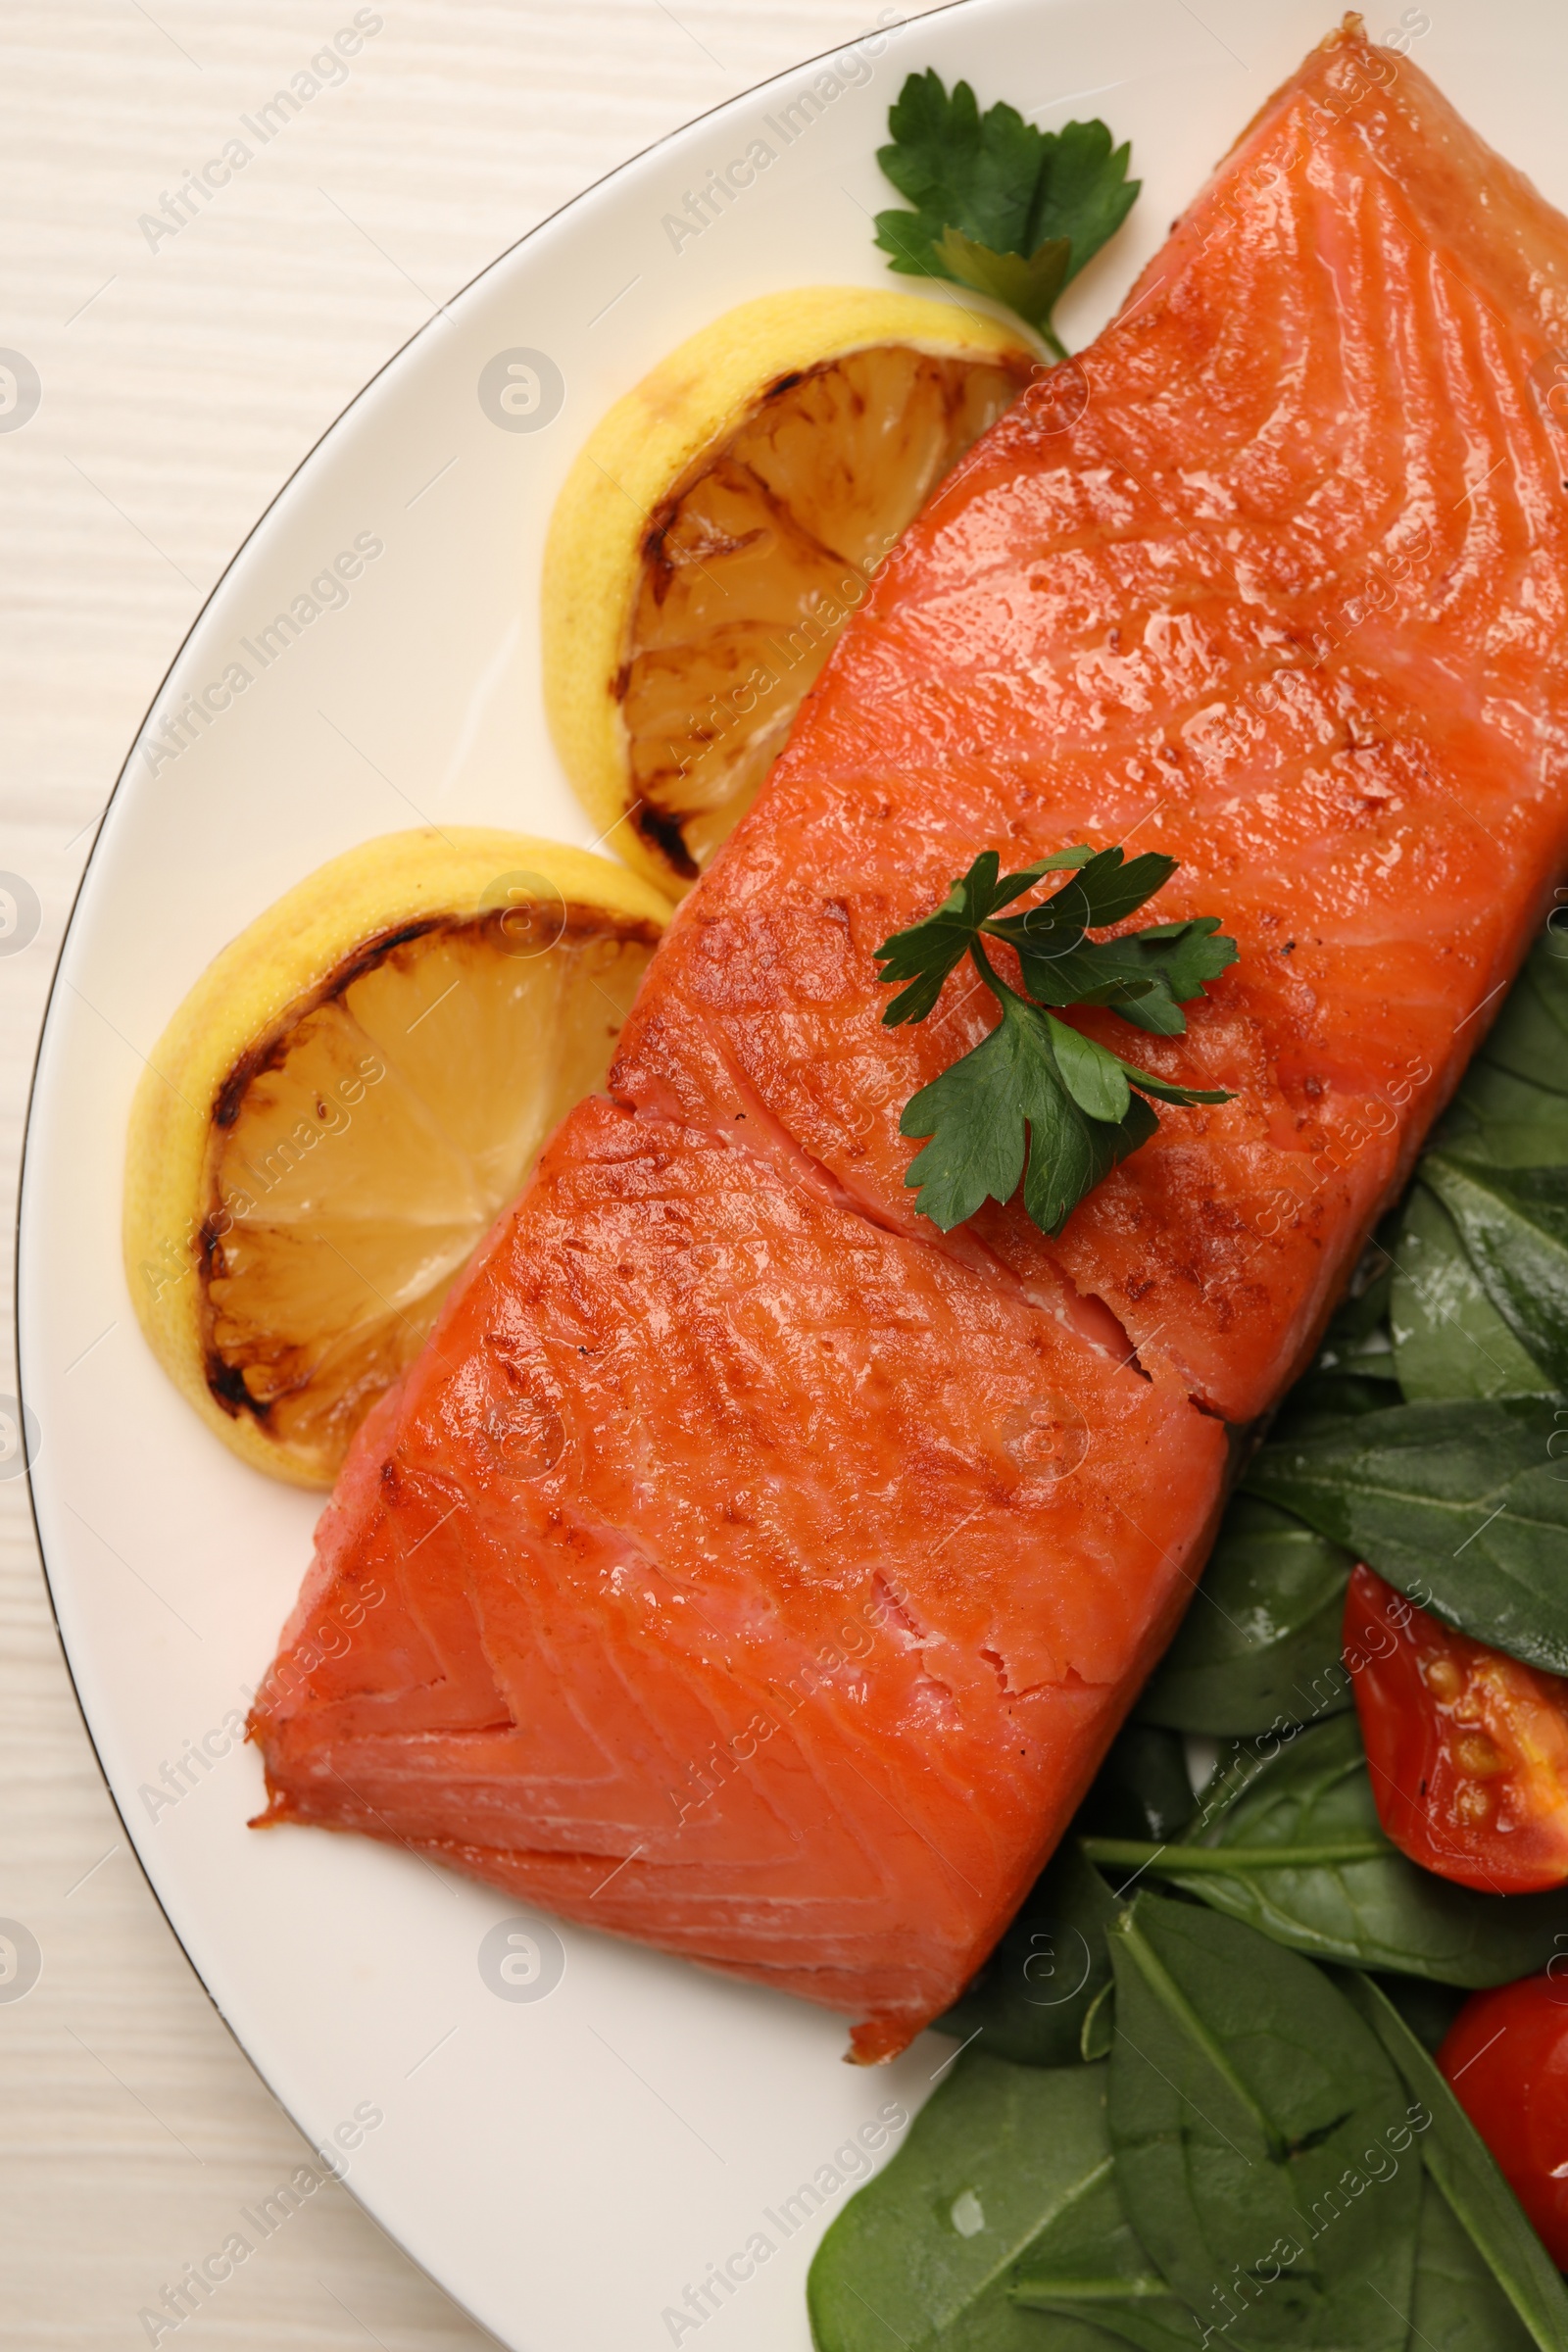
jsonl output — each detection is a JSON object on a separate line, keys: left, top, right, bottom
{"left": 0, "top": 5, "right": 939, "bottom": 2339}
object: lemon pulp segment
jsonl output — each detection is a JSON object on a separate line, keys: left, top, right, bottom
{"left": 202, "top": 910, "right": 656, "bottom": 1478}
{"left": 541, "top": 288, "right": 1037, "bottom": 899}
{"left": 623, "top": 343, "right": 1028, "bottom": 872}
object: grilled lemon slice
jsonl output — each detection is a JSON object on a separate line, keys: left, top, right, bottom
{"left": 123, "top": 827, "right": 666, "bottom": 1486}
{"left": 542, "top": 287, "right": 1035, "bottom": 896}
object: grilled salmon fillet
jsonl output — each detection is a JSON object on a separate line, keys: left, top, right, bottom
{"left": 252, "top": 22, "right": 1568, "bottom": 2059}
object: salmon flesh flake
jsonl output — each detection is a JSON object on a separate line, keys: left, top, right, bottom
{"left": 252, "top": 24, "right": 1568, "bottom": 2060}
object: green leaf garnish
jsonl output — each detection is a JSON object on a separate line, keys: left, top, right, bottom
{"left": 808, "top": 2054, "right": 1122, "bottom": 2351}
{"left": 1016, "top": 917, "right": 1241, "bottom": 1036}
{"left": 1391, "top": 1181, "right": 1545, "bottom": 1402}
{"left": 1246, "top": 1395, "right": 1568, "bottom": 1677}
{"left": 873, "top": 72, "right": 1140, "bottom": 357}
{"left": 1137, "top": 1495, "right": 1355, "bottom": 1738}
{"left": 1082, "top": 1713, "right": 1568, "bottom": 1988}
{"left": 1339, "top": 1973, "right": 1568, "bottom": 2352}
{"left": 898, "top": 988, "right": 1163, "bottom": 1237}
{"left": 933, "top": 225, "right": 1071, "bottom": 338}
{"left": 935, "top": 1840, "right": 1119, "bottom": 2066}
{"left": 1420, "top": 1152, "right": 1568, "bottom": 1392}
{"left": 874, "top": 843, "right": 1091, "bottom": 1026}
{"left": 874, "top": 72, "right": 1046, "bottom": 269}
{"left": 1107, "top": 1895, "right": 1423, "bottom": 2342}
{"left": 875, "top": 846, "right": 1236, "bottom": 1238}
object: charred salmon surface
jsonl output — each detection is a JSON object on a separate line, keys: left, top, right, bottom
{"left": 252, "top": 23, "right": 1568, "bottom": 2061}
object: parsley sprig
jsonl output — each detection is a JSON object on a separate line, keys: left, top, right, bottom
{"left": 873, "top": 73, "right": 1140, "bottom": 358}
{"left": 876, "top": 847, "right": 1237, "bottom": 1237}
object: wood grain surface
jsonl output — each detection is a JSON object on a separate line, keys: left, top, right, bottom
{"left": 0, "top": 5, "right": 938, "bottom": 2341}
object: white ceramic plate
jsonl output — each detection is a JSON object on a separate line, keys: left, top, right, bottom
{"left": 20, "top": 3, "right": 1563, "bottom": 2343}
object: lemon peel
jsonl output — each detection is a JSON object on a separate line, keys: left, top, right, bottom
{"left": 123, "top": 826, "right": 666, "bottom": 1486}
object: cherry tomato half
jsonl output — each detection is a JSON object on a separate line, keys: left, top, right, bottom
{"left": 1440, "top": 1976, "right": 1568, "bottom": 2268}
{"left": 1345, "top": 1563, "right": 1568, "bottom": 1894}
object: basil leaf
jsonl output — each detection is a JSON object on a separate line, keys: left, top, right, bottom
{"left": 1372, "top": 1972, "right": 1466, "bottom": 2055}
{"left": 1089, "top": 1716, "right": 1568, "bottom": 1985}
{"left": 1317, "top": 1246, "right": 1396, "bottom": 1358}
{"left": 1435, "top": 1057, "right": 1568, "bottom": 1168}
{"left": 807, "top": 2054, "right": 1126, "bottom": 2352}
{"left": 1423, "top": 1153, "right": 1568, "bottom": 1393}
{"left": 1409, "top": 2175, "right": 1536, "bottom": 2352}
{"left": 1011, "top": 2307, "right": 1203, "bottom": 2352}
{"left": 1107, "top": 1896, "right": 1421, "bottom": 2349}
{"left": 1009, "top": 2161, "right": 1184, "bottom": 2330}
{"left": 1245, "top": 1396, "right": 1568, "bottom": 1675}
{"left": 1269, "top": 1365, "right": 1401, "bottom": 1443}
{"left": 1335, "top": 1971, "right": 1568, "bottom": 2352}
{"left": 939, "top": 1840, "right": 1120, "bottom": 2067}
{"left": 1474, "top": 933, "right": 1568, "bottom": 1102}
{"left": 1138, "top": 1497, "right": 1353, "bottom": 1738}
{"left": 1390, "top": 1183, "right": 1546, "bottom": 1402}
{"left": 1080, "top": 1724, "right": 1197, "bottom": 1846}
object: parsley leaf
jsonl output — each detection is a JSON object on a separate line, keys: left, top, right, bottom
{"left": 986, "top": 845, "right": 1176, "bottom": 953}
{"left": 900, "top": 988, "right": 1161, "bottom": 1235}
{"left": 981, "top": 851, "right": 1239, "bottom": 1036}
{"left": 1034, "top": 119, "right": 1143, "bottom": 275}
{"left": 876, "top": 848, "right": 1236, "bottom": 1238}
{"left": 932, "top": 228, "right": 1072, "bottom": 345}
{"left": 873, "top": 73, "right": 1141, "bottom": 358}
{"left": 874, "top": 73, "right": 1045, "bottom": 267}
{"left": 1018, "top": 918, "right": 1241, "bottom": 1037}
{"left": 874, "top": 843, "right": 1093, "bottom": 1026}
